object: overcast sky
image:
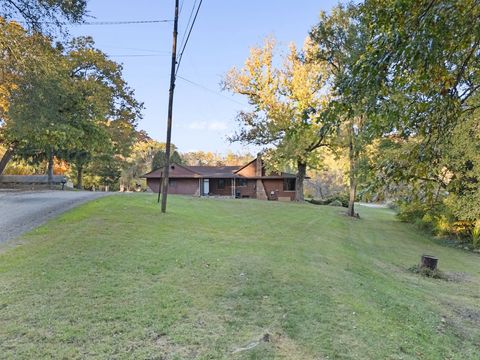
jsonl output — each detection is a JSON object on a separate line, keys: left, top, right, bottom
{"left": 69, "top": 0, "right": 338, "bottom": 154}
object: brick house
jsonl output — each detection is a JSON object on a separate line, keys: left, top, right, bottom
{"left": 143, "top": 155, "right": 298, "bottom": 201}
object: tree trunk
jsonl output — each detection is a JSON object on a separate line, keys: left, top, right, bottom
{"left": 0, "top": 146, "right": 14, "bottom": 175}
{"left": 347, "top": 126, "right": 356, "bottom": 217}
{"left": 76, "top": 165, "right": 83, "bottom": 190}
{"left": 295, "top": 161, "right": 306, "bottom": 202}
{"left": 47, "top": 147, "right": 54, "bottom": 187}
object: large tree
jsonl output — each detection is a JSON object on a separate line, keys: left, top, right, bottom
{"left": 0, "top": 18, "right": 55, "bottom": 174}
{"left": 2, "top": 36, "right": 142, "bottom": 186}
{"left": 223, "top": 38, "right": 333, "bottom": 201}
{"left": 310, "top": 4, "right": 380, "bottom": 217}
{"left": 62, "top": 37, "right": 142, "bottom": 189}
{"left": 355, "top": 0, "right": 479, "bottom": 157}
{"left": 350, "top": 0, "right": 480, "bottom": 242}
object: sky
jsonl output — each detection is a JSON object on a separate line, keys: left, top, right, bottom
{"left": 68, "top": 0, "right": 338, "bottom": 154}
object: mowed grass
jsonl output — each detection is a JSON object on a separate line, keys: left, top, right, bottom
{"left": 0, "top": 195, "right": 479, "bottom": 359}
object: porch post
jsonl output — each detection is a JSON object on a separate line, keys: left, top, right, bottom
{"left": 232, "top": 178, "right": 236, "bottom": 198}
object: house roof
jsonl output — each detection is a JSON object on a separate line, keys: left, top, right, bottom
{"left": 187, "top": 166, "right": 241, "bottom": 177}
{"left": 142, "top": 162, "right": 299, "bottom": 179}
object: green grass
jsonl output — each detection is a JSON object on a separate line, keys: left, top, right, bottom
{"left": 0, "top": 195, "right": 479, "bottom": 359}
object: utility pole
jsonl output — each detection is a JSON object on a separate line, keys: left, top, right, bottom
{"left": 160, "top": 0, "right": 179, "bottom": 213}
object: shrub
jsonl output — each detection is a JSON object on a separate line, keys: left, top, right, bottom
{"left": 308, "top": 193, "right": 349, "bottom": 208}
{"left": 472, "top": 222, "right": 480, "bottom": 249}
{"left": 328, "top": 199, "right": 343, "bottom": 207}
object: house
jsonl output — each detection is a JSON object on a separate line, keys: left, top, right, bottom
{"left": 142, "top": 155, "right": 298, "bottom": 201}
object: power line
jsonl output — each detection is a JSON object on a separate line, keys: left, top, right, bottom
{"left": 177, "top": 75, "right": 246, "bottom": 106}
{"left": 101, "top": 46, "right": 170, "bottom": 54}
{"left": 175, "top": 0, "right": 203, "bottom": 76}
{"left": 15, "top": 19, "right": 172, "bottom": 26}
{"left": 79, "top": 20, "right": 172, "bottom": 25}
{"left": 178, "top": 0, "right": 197, "bottom": 54}
{"left": 107, "top": 54, "right": 170, "bottom": 58}
{"left": 179, "top": 0, "right": 185, "bottom": 15}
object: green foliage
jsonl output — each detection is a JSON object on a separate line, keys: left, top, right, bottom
{"left": 1, "top": 27, "right": 142, "bottom": 187}
{"left": 0, "top": 0, "right": 87, "bottom": 33}
{"left": 119, "top": 140, "right": 171, "bottom": 191}
{"left": 182, "top": 150, "right": 253, "bottom": 166}
{"left": 151, "top": 149, "right": 183, "bottom": 171}
{"left": 472, "top": 223, "right": 480, "bottom": 249}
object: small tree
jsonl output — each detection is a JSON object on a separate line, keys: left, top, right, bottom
{"left": 152, "top": 149, "right": 182, "bottom": 171}
{"left": 311, "top": 4, "right": 378, "bottom": 216}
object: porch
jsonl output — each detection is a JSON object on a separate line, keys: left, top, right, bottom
{"left": 199, "top": 178, "right": 256, "bottom": 198}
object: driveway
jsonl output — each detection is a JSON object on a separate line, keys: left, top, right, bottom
{"left": 0, "top": 190, "right": 109, "bottom": 243}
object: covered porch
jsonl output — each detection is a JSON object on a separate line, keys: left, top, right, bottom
{"left": 199, "top": 177, "right": 257, "bottom": 198}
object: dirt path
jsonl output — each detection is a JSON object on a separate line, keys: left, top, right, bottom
{"left": 0, "top": 190, "right": 109, "bottom": 243}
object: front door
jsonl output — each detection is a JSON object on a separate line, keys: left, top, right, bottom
{"left": 203, "top": 178, "right": 209, "bottom": 195}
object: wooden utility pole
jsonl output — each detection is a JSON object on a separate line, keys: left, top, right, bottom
{"left": 160, "top": 0, "right": 179, "bottom": 213}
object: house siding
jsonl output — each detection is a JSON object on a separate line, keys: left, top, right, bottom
{"left": 235, "top": 179, "right": 257, "bottom": 198}
{"left": 209, "top": 178, "right": 234, "bottom": 196}
{"left": 147, "top": 178, "right": 199, "bottom": 195}
{"left": 262, "top": 179, "right": 295, "bottom": 201}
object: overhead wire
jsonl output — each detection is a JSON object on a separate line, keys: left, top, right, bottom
{"left": 177, "top": 0, "right": 197, "bottom": 54}
{"left": 177, "top": 75, "right": 246, "bottom": 106}
{"left": 15, "top": 19, "right": 172, "bottom": 26}
{"left": 107, "top": 54, "right": 170, "bottom": 58}
{"left": 175, "top": 0, "right": 203, "bottom": 76}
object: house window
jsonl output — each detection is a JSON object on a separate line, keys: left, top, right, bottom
{"left": 169, "top": 179, "right": 176, "bottom": 188}
{"left": 237, "top": 178, "right": 247, "bottom": 187}
{"left": 283, "top": 178, "right": 296, "bottom": 191}
{"left": 218, "top": 179, "right": 225, "bottom": 189}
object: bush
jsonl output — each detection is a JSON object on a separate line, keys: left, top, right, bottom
{"left": 308, "top": 193, "right": 349, "bottom": 208}
{"left": 328, "top": 199, "right": 343, "bottom": 207}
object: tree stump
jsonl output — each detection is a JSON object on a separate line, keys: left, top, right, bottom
{"left": 421, "top": 255, "right": 438, "bottom": 270}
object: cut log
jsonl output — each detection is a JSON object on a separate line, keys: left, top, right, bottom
{"left": 421, "top": 255, "right": 438, "bottom": 270}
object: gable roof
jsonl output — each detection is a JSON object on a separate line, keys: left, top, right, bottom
{"left": 233, "top": 158, "right": 256, "bottom": 174}
{"left": 142, "top": 163, "right": 200, "bottom": 178}
{"left": 142, "top": 162, "right": 300, "bottom": 179}
{"left": 187, "top": 166, "right": 241, "bottom": 177}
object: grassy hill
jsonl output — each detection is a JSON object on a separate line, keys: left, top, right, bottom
{"left": 0, "top": 195, "right": 479, "bottom": 359}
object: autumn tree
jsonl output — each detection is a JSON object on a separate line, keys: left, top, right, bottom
{"left": 223, "top": 38, "right": 332, "bottom": 201}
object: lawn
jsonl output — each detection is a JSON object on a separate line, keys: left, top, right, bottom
{"left": 0, "top": 195, "right": 479, "bottom": 359}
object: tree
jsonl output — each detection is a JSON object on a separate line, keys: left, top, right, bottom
{"left": 310, "top": 4, "right": 378, "bottom": 217}
{"left": 151, "top": 149, "right": 182, "bottom": 172}
{"left": 4, "top": 41, "right": 79, "bottom": 184}
{"left": 0, "top": 18, "right": 56, "bottom": 175}
{"left": 355, "top": 0, "right": 480, "bottom": 173}
{"left": 346, "top": 0, "right": 480, "bottom": 244}
{"left": 0, "top": 0, "right": 88, "bottom": 174}
{"left": 0, "top": 0, "right": 86, "bottom": 32}
{"left": 2, "top": 34, "right": 142, "bottom": 188}
{"left": 223, "top": 38, "right": 332, "bottom": 201}
{"left": 119, "top": 139, "right": 170, "bottom": 191}
{"left": 61, "top": 37, "right": 142, "bottom": 189}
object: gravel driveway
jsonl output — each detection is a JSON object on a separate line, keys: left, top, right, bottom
{"left": 0, "top": 190, "right": 109, "bottom": 243}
